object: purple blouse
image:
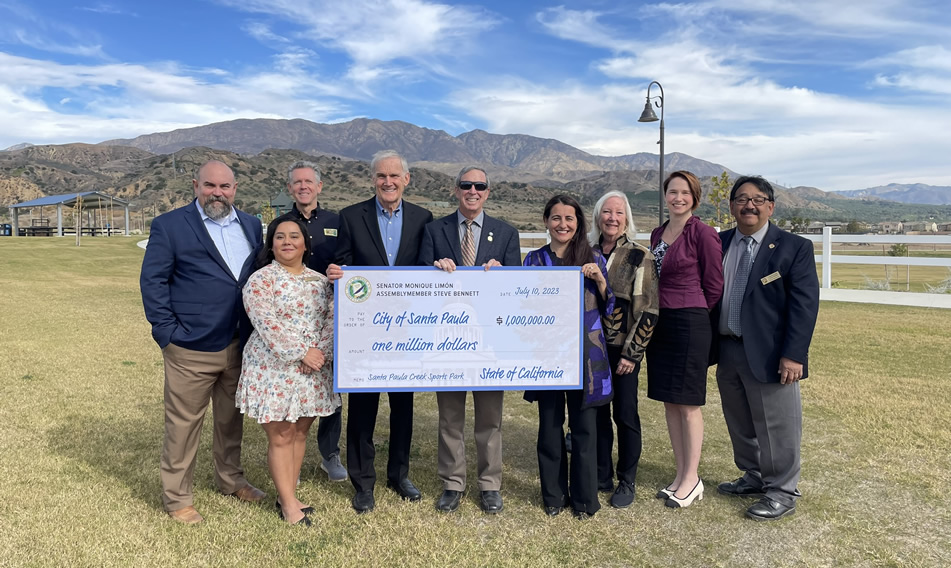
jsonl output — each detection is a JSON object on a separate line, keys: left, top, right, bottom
{"left": 650, "top": 216, "right": 724, "bottom": 310}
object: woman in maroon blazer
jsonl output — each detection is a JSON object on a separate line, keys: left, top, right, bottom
{"left": 647, "top": 171, "right": 723, "bottom": 509}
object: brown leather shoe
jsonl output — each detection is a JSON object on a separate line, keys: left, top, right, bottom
{"left": 230, "top": 484, "right": 266, "bottom": 503}
{"left": 168, "top": 506, "right": 204, "bottom": 524}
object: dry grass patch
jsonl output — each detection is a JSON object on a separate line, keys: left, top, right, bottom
{"left": 1, "top": 238, "right": 949, "bottom": 567}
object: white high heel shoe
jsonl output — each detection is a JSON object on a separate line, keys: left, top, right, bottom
{"left": 665, "top": 479, "right": 703, "bottom": 508}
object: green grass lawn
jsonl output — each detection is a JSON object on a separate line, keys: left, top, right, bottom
{"left": 1, "top": 237, "right": 949, "bottom": 567}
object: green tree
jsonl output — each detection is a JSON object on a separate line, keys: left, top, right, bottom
{"left": 887, "top": 243, "right": 908, "bottom": 257}
{"left": 845, "top": 220, "right": 866, "bottom": 234}
{"left": 707, "top": 171, "right": 732, "bottom": 229}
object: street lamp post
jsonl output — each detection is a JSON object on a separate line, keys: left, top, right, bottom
{"left": 638, "top": 81, "right": 665, "bottom": 226}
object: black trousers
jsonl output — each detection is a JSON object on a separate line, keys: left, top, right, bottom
{"left": 316, "top": 407, "right": 342, "bottom": 459}
{"left": 596, "top": 345, "right": 642, "bottom": 486}
{"left": 346, "top": 391, "right": 414, "bottom": 493}
{"left": 536, "top": 389, "right": 600, "bottom": 515}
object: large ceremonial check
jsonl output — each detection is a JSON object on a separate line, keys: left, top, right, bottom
{"left": 334, "top": 267, "right": 584, "bottom": 392}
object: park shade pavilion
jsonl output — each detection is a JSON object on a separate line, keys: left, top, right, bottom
{"left": 8, "top": 192, "right": 131, "bottom": 237}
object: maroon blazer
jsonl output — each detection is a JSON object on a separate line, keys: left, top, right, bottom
{"left": 650, "top": 215, "right": 723, "bottom": 310}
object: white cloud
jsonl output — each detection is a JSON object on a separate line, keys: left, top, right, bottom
{"left": 0, "top": 52, "right": 347, "bottom": 147}
{"left": 448, "top": 2, "right": 951, "bottom": 190}
{"left": 216, "top": 0, "right": 498, "bottom": 68}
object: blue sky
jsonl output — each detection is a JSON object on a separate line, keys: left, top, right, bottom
{"left": 1, "top": 0, "right": 949, "bottom": 191}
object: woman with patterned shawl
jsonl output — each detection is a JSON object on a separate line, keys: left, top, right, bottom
{"left": 523, "top": 195, "right": 614, "bottom": 520}
{"left": 588, "top": 191, "right": 660, "bottom": 509}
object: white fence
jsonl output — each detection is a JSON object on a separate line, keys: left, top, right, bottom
{"left": 518, "top": 227, "right": 951, "bottom": 309}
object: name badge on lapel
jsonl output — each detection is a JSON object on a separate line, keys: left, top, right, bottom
{"left": 324, "top": 228, "right": 338, "bottom": 237}
{"left": 761, "top": 271, "right": 781, "bottom": 285}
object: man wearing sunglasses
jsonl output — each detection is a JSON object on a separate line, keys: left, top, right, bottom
{"left": 418, "top": 166, "right": 521, "bottom": 514}
{"left": 713, "top": 175, "right": 819, "bottom": 521}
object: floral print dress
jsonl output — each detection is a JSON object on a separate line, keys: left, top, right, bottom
{"left": 237, "top": 261, "right": 340, "bottom": 423}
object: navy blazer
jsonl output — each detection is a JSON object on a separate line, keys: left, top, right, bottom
{"left": 335, "top": 197, "right": 433, "bottom": 267}
{"left": 140, "top": 200, "right": 263, "bottom": 352}
{"left": 714, "top": 222, "right": 820, "bottom": 383}
{"left": 417, "top": 211, "right": 521, "bottom": 267}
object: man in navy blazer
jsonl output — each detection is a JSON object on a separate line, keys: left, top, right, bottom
{"left": 326, "top": 150, "right": 433, "bottom": 513}
{"left": 714, "top": 175, "right": 819, "bottom": 521}
{"left": 418, "top": 166, "right": 521, "bottom": 514}
{"left": 140, "top": 160, "right": 265, "bottom": 524}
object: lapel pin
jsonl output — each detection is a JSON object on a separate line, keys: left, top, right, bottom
{"left": 768, "top": 243, "right": 775, "bottom": 249}
{"left": 488, "top": 232, "right": 494, "bottom": 242}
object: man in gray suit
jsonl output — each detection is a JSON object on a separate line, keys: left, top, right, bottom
{"left": 714, "top": 175, "right": 820, "bottom": 521}
{"left": 418, "top": 166, "right": 521, "bottom": 514}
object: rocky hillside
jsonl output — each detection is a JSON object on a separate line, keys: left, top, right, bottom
{"left": 101, "top": 118, "right": 735, "bottom": 181}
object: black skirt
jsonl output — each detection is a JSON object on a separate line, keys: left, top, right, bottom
{"left": 646, "top": 308, "right": 712, "bottom": 406}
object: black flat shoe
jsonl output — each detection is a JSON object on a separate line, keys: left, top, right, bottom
{"left": 544, "top": 506, "right": 563, "bottom": 517}
{"left": 386, "top": 478, "right": 422, "bottom": 502}
{"left": 436, "top": 490, "right": 462, "bottom": 513}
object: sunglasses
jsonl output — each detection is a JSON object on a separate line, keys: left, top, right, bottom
{"left": 458, "top": 182, "right": 488, "bottom": 191}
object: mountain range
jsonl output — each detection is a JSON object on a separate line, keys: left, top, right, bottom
{"left": 831, "top": 183, "right": 951, "bottom": 205}
{"left": 99, "top": 117, "right": 736, "bottom": 183}
{"left": 1, "top": 118, "right": 950, "bottom": 227}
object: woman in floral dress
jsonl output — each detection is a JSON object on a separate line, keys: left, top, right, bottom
{"left": 238, "top": 217, "right": 339, "bottom": 526}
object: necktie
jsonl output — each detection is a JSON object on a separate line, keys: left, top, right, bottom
{"left": 461, "top": 220, "right": 476, "bottom": 267}
{"left": 728, "top": 236, "right": 754, "bottom": 336}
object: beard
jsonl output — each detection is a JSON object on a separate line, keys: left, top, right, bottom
{"left": 202, "top": 196, "right": 231, "bottom": 220}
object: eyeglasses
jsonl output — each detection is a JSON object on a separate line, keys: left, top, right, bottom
{"left": 458, "top": 182, "right": 488, "bottom": 191}
{"left": 732, "top": 196, "right": 771, "bottom": 206}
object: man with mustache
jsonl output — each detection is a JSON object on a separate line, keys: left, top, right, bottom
{"left": 140, "top": 160, "right": 266, "bottom": 524}
{"left": 713, "top": 175, "right": 819, "bottom": 521}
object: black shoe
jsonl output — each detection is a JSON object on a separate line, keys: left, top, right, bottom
{"left": 572, "top": 509, "right": 594, "bottom": 520}
{"left": 277, "top": 505, "right": 312, "bottom": 526}
{"left": 598, "top": 479, "right": 615, "bottom": 493}
{"left": 718, "top": 477, "right": 765, "bottom": 497}
{"left": 276, "top": 500, "right": 314, "bottom": 516}
{"left": 746, "top": 497, "right": 796, "bottom": 521}
{"left": 479, "top": 490, "right": 503, "bottom": 514}
{"left": 544, "top": 506, "right": 563, "bottom": 517}
{"left": 610, "top": 480, "right": 635, "bottom": 509}
{"left": 435, "top": 490, "right": 462, "bottom": 513}
{"left": 351, "top": 490, "right": 375, "bottom": 514}
{"left": 386, "top": 478, "right": 422, "bottom": 502}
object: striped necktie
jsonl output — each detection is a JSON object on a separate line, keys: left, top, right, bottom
{"left": 461, "top": 220, "right": 476, "bottom": 267}
{"left": 728, "top": 236, "right": 754, "bottom": 336}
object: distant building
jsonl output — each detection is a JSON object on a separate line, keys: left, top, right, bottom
{"left": 269, "top": 192, "right": 294, "bottom": 217}
{"left": 805, "top": 221, "right": 845, "bottom": 234}
{"left": 903, "top": 221, "right": 937, "bottom": 233}
{"left": 877, "top": 221, "right": 903, "bottom": 234}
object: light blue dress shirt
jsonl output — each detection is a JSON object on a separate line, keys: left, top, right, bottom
{"left": 376, "top": 198, "right": 403, "bottom": 266}
{"left": 196, "top": 201, "right": 253, "bottom": 279}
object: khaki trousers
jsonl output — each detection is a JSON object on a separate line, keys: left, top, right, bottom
{"left": 436, "top": 390, "right": 504, "bottom": 491}
{"left": 160, "top": 340, "right": 247, "bottom": 512}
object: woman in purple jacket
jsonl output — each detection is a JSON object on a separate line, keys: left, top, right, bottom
{"left": 647, "top": 171, "right": 723, "bottom": 509}
{"left": 523, "top": 195, "right": 614, "bottom": 520}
